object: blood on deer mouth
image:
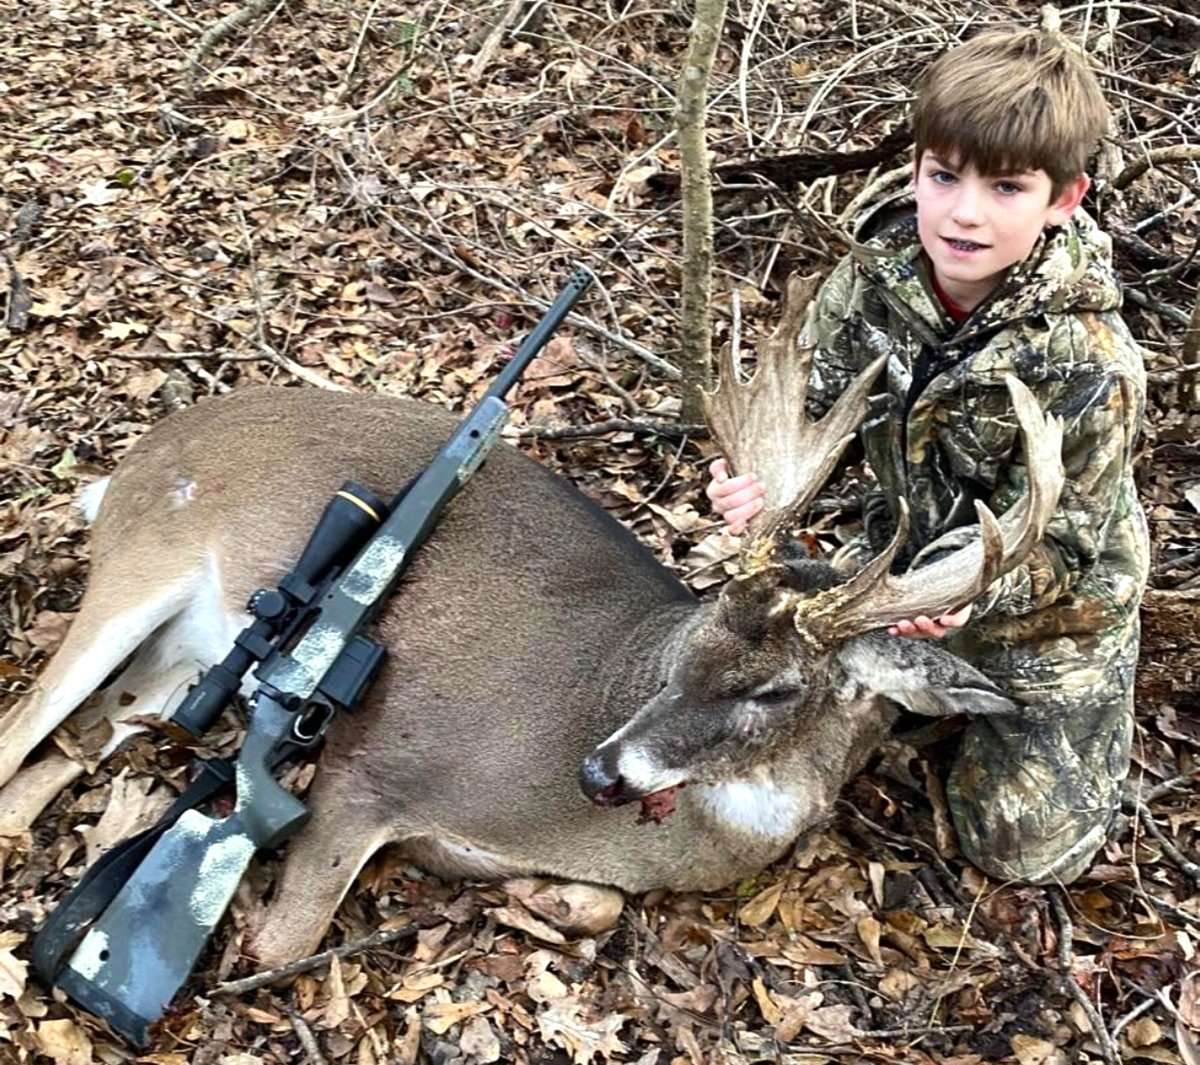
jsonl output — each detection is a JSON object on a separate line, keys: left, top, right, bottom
{"left": 637, "top": 782, "right": 685, "bottom": 825}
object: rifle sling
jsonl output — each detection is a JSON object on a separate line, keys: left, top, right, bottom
{"left": 32, "top": 757, "right": 235, "bottom": 987}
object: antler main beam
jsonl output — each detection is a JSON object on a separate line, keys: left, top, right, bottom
{"left": 797, "top": 376, "right": 1065, "bottom": 639}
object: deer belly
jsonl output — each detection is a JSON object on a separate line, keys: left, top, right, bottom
{"left": 406, "top": 834, "right": 525, "bottom": 880}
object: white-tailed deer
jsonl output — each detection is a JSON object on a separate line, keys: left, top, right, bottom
{"left": 0, "top": 277, "right": 1064, "bottom": 968}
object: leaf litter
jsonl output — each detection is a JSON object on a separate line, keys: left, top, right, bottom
{"left": 1, "top": 0, "right": 1198, "bottom": 1063}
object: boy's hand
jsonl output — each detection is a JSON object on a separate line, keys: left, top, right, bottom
{"left": 706, "top": 458, "right": 765, "bottom": 535}
{"left": 887, "top": 603, "right": 973, "bottom": 639}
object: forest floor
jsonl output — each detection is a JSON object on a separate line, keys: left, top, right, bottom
{"left": 1, "top": 1, "right": 1199, "bottom": 1063}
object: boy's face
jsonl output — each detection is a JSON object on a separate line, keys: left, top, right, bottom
{"left": 913, "top": 151, "right": 1089, "bottom": 311}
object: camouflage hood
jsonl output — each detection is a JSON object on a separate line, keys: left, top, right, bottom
{"left": 846, "top": 192, "right": 1122, "bottom": 341}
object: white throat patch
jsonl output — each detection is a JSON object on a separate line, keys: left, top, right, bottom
{"left": 695, "top": 776, "right": 801, "bottom": 841}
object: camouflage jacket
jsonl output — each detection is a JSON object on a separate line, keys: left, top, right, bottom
{"left": 802, "top": 194, "right": 1149, "bottom": 693}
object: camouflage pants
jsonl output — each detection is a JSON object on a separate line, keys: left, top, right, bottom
{"left": 944, "top": 617, "right": 1139, "bottom": 885}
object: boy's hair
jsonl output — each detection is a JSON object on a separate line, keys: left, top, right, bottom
{"left": 913, "top": 27, "right": 1110, "bottom": 199}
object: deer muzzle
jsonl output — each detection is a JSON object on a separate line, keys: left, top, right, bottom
{"left": 578, "top": 747, "right": 629, "bottom": 806}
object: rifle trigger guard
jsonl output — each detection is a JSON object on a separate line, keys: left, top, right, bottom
{"left": 292, "top": 699, "right": 335, "bottom": 746}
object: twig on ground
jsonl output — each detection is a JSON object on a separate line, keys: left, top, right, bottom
{"left": 287, "top": 1010, "right": 329, "bottom": 1065}
{"left": 339, "top": 0, "right": 386, "bottom": 99}
{"left": 145, "top": 0, "right": 201, "bottom": 33}
{"left": 213, "top": 926, "right": 419, "bottom": 996}
{"left": 1050, "top": 888, "right": 1120, "bottom": 1065}
{"left": 228, "top": 207, "right": 346, "bottom": 392}
{"left": 1111, "top": 996, "right": 1158, "bottom": 1041}
{"left": 190, "top": 0, "right": 290, "bottom": 74}
{"left": 1128, "top": 799, "right": 1200, "bottom": 884}
{"left": 513, "top": 418, "right": 705, "bottom": 440}
{"left": 1124, "top": 288, "right": 1195, "bottom": 329}
{"left": 468, "top": 0, "right": 526, "bottom": 82}
{"left": 356, "top": 194, "right": 680, "bottom": 379}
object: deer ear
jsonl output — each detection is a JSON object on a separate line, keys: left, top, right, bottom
{"left": 838, "top": 635, "right": 1019, "bottom": 717}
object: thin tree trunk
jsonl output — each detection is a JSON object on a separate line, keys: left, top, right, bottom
{"left": 1183, "top": 287, "right": 1200, "bottom": 409}
{"left": 676, "top": 0, "right": 728, "bottom": 423}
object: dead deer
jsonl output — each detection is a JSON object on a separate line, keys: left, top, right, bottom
{"left": 0, "top": 277, "right": 1064, "bottom": 968}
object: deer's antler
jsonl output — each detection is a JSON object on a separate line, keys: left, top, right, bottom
{"left": 702, "top": 274, "right": 886, "bottom": 571}
{"left": 794, "top": 375, "right": 1065, "bottom": 640}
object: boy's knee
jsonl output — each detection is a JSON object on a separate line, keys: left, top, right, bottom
{"left": 946, "top": 702, "right": 1131, "bottom": 884}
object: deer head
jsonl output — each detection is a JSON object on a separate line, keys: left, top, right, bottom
{"left": 579, "top": 275, "right": 1065, "bottom": 822}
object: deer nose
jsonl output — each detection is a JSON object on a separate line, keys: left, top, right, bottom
{"left": 579, "top": 749, "right": 626, "bottom": 805}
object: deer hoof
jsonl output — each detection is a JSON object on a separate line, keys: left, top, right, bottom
{"left": 503, "top": 878, "right": 624, "bottom": 936}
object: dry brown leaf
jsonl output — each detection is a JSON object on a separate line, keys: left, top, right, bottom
{"left": 322, "top": 955, "right": 351, "bottom": 1028}
{"left": 803, "top": 1004, "right": 863, "bottom": 1042}
{"left": 775, "top": 991, "right": 822, "bottom": 1043}
{"left": 78, "top": 768, "right": 173, "bottom": 865}
{"left": 25, "top": 611, "right": 73, "bottom": 653}
{"left": 423, "top": 1000, "right": 490, "bottom": 1035}
{"left": 386, "top": 970, "right": 444, "bottom": 1003}
{"left": 751, "top": 977, "right": 783, "bottom": 1025}
{"left": 395, "top": 1006, "right": 422, "bottom": 1065}
{"left": 740, "top": 880, "right": 786, "bottom": 928}
{"left": 0, "top": 931, "right": 28, "bottom": 1002}
{"left": 527, "top": 971, "right": 570, "bottom": 1003}
{"left": 459, "top": 1014, "right": 501, "bottom": 1062}
{"left": 856, "top": 915, "right": 884, "bottom": 966}
{"left": 878, "top": 968, "right": 921, "bottom": 1001}
{"left": 1128, "top": 1017, "right": 1164, "bottom": 1048}
{"left": 488, "top": 902, "right": 567, "bottom": 944}
{"left": 35, "top": 1018, "right": 93, "bottom": 1065}
{"left": 1180, "top": 970, "right": 1200, "bottom": 1028}
{"left": 538, "top": 999, "right": 627, "bottom": 1065}
{"left": 1011, "top": 1034, "right": 1065, "bottom": 1065}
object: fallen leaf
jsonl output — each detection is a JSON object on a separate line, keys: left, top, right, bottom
{"left": 79, "top": 179, "right": 123, "bottom": 206}
{"left": 1128, "top": 1017, "right": 1164, "bottom": 1047}
{"left": 740, "top": 880, "right": 786, "bottom": 928}
{"left": 752, "top": 977, "right": 783, "bottom": 1025}
{"left": 538, "top": 1000, "right": 627, "bottom": 1065}
{"left": 423, "top": 1000, "right": 490, "bottom": 1035}
{"left": 1011, "top": 1034, "right": 1063, "bottom": 1065}
{"left": 35, "top": 1019, "right": 93, "bottom": 1065}
{"left": 0, "top": 931, "right": 28, "bottom": 1002}
{"left": 78, "top": 768, "right": 174, "bottom": 865}
{"left": 527, "top": 971, "right": 570, "bottom": 1003}
{"left": 488, "top": 902, "right": 567, "bottom": 944}
{"left": 856, "top": 915, "right": 884, "bottom": 965}
{"left": 803, "top": 1005, "right": 863, "bottom": 1042}
{"left": 322, "top": 955, "right": 350, "bottom": 1027}
{"left": 459, "top": 1014, "right": 501, "bottom": 1062}
{"left": 878, "top": 968, "right": 921, "bottom": 1001}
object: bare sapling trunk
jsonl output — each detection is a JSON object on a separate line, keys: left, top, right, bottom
{"left": 676, "top": 0, "right": 729, "bottom": 423}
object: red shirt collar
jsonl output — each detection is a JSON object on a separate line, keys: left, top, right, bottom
{"left": 928, "top": 269, "right": 971, "bottom": 324}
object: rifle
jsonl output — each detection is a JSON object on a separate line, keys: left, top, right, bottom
{"left": 32, "top": 265, "right": 595, "bottom": 1046}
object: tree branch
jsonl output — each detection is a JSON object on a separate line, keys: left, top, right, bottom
{"left": 675, "top": 0, "right": 728, "bottom": 422}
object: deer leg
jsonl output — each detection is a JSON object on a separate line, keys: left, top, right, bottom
{"left": 0, "top": 576, "right": 201, "bottom": 790}
{"left": 0, "top": 651, "right": 202, "bottom": 836}
{"left": 247, "top": 768, "right": 393, "bottom": 969}
{"left": 0, "top": 565, "right": 245, "bottom": 828}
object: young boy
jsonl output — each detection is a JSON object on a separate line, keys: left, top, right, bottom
{"left": 708, "top": 27, "right": 1149, "bottom": 885}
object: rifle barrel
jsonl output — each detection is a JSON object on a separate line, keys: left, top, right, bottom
{"left": 483, "top": 265, "right": 594, "bottom": 404}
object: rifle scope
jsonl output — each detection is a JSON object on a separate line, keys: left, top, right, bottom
{"left": 167, "top": 481, "right": 387, "bottom": 738}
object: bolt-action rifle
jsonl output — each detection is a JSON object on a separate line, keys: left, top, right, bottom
{"left": 32, "top": 266, "right": 595, "bottom": 1046}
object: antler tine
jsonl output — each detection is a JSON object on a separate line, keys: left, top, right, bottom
{"left": 797, "top": 376, "right": 1065, "bottom": 640}
{"left": 702, "top": 274, "right": 886, "bottom": 568}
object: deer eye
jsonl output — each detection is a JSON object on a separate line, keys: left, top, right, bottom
{"left": 752, "top": 687, "right": 797, "bottom": 706}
